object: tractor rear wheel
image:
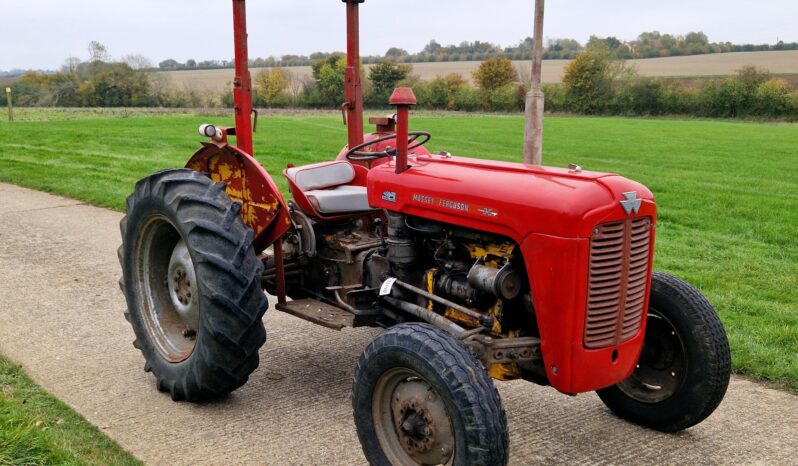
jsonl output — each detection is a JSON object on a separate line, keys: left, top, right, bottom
{"left": 119, "top": 169, "right": 267, "bottom": 401}
{"left": 596, "top": 272, "right": 731, "bottom": 432}
{"left": 352, "top": 323, "right": 508, "bottom": 466}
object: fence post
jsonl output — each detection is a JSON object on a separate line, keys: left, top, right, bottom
{"left": 523, "top": 0, "right": 545, "bottom": 165}
{"left": 5, "top": 88, "right": 12, "bottom": 122}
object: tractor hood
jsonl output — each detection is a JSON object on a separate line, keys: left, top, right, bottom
{"left": 367, "top": 154, "right": 656, "bottom": 241}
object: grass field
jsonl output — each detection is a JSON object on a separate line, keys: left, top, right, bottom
{"left": 161, "top": 50, "right": 798, "bottom": 92}
{"left": 0, "top": 109, "right": 796, "bottom": 393}
{"left": 0, "top": 355, "right": 140, "bottom": 465}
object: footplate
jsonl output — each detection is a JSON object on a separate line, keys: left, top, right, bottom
{"left": 276, "top": 299, "right": 355, "bottom": 330}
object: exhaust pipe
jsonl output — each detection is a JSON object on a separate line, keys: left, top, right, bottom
{"left": 382, "top": 297, "right": 466, "bottom": 335}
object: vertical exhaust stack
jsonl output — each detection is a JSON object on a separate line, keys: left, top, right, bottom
{"left": 524, "top": 0, "right": 546, "bottom": 166}
{"left": 343, "top": 0, "right": 366, "bottom": 150}
{"left": 389, "top": 88, "right": 417, "bottom": 175}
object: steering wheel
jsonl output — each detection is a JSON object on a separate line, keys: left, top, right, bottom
{"left": 346, "top": 132, "right": 432, "bottom": 162}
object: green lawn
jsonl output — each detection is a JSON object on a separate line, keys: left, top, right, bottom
{"left": 0, "top": 356, "right": 140, "bottom": 465}
{"left": 0, "top": 109, "right": 796, "bottom": 393}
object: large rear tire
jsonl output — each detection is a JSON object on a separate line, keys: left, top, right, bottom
{"left": 597, "top": 272, "right": 731, "bottom": 432}
{"left": 119, "top": 169, "right": 267, "bottom": 401}
{"left": 353, "top": 323, "right": 508, "bottom": 466}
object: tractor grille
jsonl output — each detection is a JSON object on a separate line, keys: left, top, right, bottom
{"left": 584, "top": 217, "right": 652, "bottom": 349}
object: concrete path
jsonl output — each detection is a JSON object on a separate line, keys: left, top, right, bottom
{"left": 0, "top": 182, "right": 796, "bottom": 465}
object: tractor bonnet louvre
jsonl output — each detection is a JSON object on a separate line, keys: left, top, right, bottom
{"left": 584, "top": 217, "right": 652, "bottom": 349}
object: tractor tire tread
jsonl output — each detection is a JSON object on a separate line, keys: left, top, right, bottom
{"left": 597, "top": 272, "right": 730, "bottom": 432}
{"left": 650, "top": 271, "right": 731, "bottom": 424}
{"left": 353, "top": 323, "right": 508, "bottom": 466}
{"left": 119, "top": 169, "right": 267, "bottom": 402}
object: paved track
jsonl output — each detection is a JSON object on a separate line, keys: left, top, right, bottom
{"left": 1, "top": 182, "right": 796, "bottom": 465}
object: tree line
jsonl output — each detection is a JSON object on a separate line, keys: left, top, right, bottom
{"left": 12, "top": 43, "right": 215, "bottom": 108}
{"left": 155, "top": 31, "right": 798, "bottom": 71}
{"left": 3, "top": 32, "right": 796, "bottom": 77}
{"left": 249, "top": 51, "right": 798, "bottom": 120}
{"left": 546, "top": 49, "right": 798, "bottom": 119}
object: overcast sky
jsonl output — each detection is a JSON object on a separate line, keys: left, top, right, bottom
{"left": 2, "top": 0, "right": 796, "bottom": 70}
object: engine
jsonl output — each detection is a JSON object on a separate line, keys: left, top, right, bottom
{"left": 381, "top": 211, "right": 533, "bottom": 335}
{"left": 269, "top": 207, "right": 537, "bottom": 347}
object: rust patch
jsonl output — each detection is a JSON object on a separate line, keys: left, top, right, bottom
{"left": 186, "top": 143, "right": 291, "bottom": 252}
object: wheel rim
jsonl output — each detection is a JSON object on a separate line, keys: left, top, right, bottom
{"left": 373, "top": 368, "right": 455, "bottom": 466}
{"left": 617, "top": 308, "right": 687, "bottom": 403}
{"left": 167, "top": 239, "right": 200, "bottom": 331}
{"left": 134, "top": 215, "right": 199, "bottom": 363}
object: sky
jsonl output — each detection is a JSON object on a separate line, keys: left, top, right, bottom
{"left": 1, "top": 0, "right": 796, "bottom": 70}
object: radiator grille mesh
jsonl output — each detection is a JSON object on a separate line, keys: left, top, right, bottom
{"left": 584, "top": 217, "right": 651, "bottom": 349}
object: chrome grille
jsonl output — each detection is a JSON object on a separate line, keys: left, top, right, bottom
{"left": 584, "top": 217, "right": 652, "bottom": 349}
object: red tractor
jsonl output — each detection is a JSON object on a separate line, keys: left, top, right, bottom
{"left": 118, "top": 1, "right": 731, "bottom": 464}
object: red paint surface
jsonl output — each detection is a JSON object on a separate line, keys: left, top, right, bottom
{"left": 367, "top": 154, "right": 657, "bottom": 393}
{"left": 389, "top": 87, "right": 418, "bottom": 106}
{"left": 394, "top": 107, "right": 411, "bottom": 174}
{"left": 344, "top": 0, "right": 365, "bottom": 149}
{"left": 186, "top": 143, "right": 291, "bottom": 252}
{"left": 232, "top": 0, "right": 254, "bottom": 156}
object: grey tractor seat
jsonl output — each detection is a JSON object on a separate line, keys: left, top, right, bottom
{"left": 306, "top": 185, "right": 371, "bottom": 214}
{"left": 285, "top": 161, "right": 373, "bottom": 214}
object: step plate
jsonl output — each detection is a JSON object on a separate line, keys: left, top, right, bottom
{"left": 275, "top": 299, "right": 355, "bottom": 330}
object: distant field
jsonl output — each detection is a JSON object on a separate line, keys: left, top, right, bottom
{"left": 162, "top": 50, "right": 798, "bottom": 92}
{"left": 3, "top": 50, "right": 796, "bottom": 93}
{"left": 162, "top": 60, "right": 564, "bottom": 91}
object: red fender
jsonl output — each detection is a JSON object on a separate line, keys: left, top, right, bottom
{"left": 186, "top": 142, "right": 292, "bottom": 253}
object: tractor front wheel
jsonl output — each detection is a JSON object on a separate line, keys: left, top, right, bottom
{"left": 597, "top": 272, "right": 731, "bottom": 432}
{"left": 353, "top": 323, "right": 508, "bottom": 466}
{"left": 119, "top": 169, "right": 267, "bottom": 401}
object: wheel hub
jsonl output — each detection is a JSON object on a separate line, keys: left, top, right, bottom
{"left": 396, "top": 396, "right": 436, "bottom": 454}
{"left": 136, "top": 217, "right": 200, "bottom": 362}
{"left": 618, "top": 309, "right": 687, "bottom": 403}
{"left": 167, "top": 239, "right": 200, "bottom": 333}
{"left": 374, "top": 370, "right": 454, "bottom": 465}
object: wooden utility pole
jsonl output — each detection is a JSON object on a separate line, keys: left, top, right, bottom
{"left": 5, "top": 88, "right": 12, "bottom": 122}
{"left": 523, "top": 0, "right": 545, "bottom": 165}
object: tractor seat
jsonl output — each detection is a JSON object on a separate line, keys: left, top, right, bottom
{"left": 306, "top": 185, "right": 371, "bottom": 214}
{"left": 285, "top": 161, "right": 372, "bottom": 215}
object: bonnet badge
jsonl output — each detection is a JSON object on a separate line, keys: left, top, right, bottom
{"left": 620, "top": 192, "right": 642, "bottom": 215}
